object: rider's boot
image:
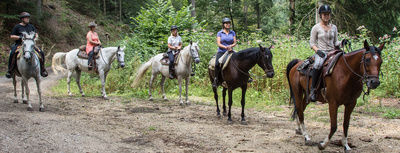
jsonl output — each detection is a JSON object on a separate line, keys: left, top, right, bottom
{"left": 38, "top": 50, "right": 48, "bottom": 77}
{"left": 5, "top": 50, "right": 16, "bottom": 78}
{"left": 88, "top": 51, "right": 94, "bottom": 70}
{"left": 309, "top": 68, "right": 320, "bottom": 102}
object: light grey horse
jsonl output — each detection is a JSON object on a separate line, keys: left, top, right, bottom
{"left": 52, "top": 46, "right": 125, "bottom": 99}
{"left": 132, "top": 42, "right": 200, "bottom": 105}
{"left": 11, "top": 32, "right": 44, "bottom": 111}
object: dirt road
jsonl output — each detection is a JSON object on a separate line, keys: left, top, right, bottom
{"left": 0, "top": 71, "right": 399, "bottom": 152}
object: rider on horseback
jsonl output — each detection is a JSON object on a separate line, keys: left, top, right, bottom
{"left": 309, "top": 5, "right": 348, "bottom": 101}
{"left": 212, "top": 17, "right": 237, "bottom": 88}
{"left": 6, "top": 12, "right": 48, "bottom": 78}
{"left": 167, "top": 25, "right": 182, "bottom": 79}
{"left": 86, "top": 22, "right": 101, "bottom": 70}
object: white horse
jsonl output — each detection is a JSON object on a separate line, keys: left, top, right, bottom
{"left": 52, "top": 46, "right": 125, "bottom": 99}
{"left": 11, "top": 32, "right": 44, "bottom": 111}
{"left": 132, "top": 42, "right": 200, "bottom": 105}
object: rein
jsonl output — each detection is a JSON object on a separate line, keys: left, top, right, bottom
{"left": 231, "top": 50, "right": 272, "bottom": 79}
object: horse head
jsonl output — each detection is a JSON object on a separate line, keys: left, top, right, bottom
{"left": 116, "top": 46, "right": 126, "bottom": 68}
{"left": 257, "top": 44, "right": 274, "bottom": 78}
{"left": 362, "top": 40, "right": 384, "bottom": 89}
{"left": 189, "top": 41, "right": 200, "bottom": 64}
{"left": 21, "top": 32, "right": 36, "bottom": 63}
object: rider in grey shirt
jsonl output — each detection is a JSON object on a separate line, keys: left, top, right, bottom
{"left": 309, "top": 4, "right": 346, "bottom": 102}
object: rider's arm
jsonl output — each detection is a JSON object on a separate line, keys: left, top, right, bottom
{"left": 217, "top": 37, "right": 227, "bottom": 50}
{"left": 333, "top": 25, "right": 341, "bottom": 48}
{"left": 228, "top": 36, "right": 237, "bottom": 51}
{"left": 10, "top": 25, "right": 21, "bottom": 40}
{"left": 10, "top": 35, "right": 20, "bottom": 40}
{"left": 310, "top": 25, "right": 318, "bottom": 53}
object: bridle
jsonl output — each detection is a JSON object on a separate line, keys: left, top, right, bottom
{"left": 231, "top": 49, "right": 273, "bottom": 79}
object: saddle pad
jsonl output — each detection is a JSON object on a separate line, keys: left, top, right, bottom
{"left": 208, "top": 52, "right": 233, "bottom": 71}
{"left": 77, "top": 50, "right": 99, "bottom": 59}
{"left": 160, "top": 53, "right": 181, "bottom": 65}
{"left": 324, "top": 52, "right": 343, "bottom": 76}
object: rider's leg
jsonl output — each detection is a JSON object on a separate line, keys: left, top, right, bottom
{"left": 213, "top": 52, "right": 224, "bottom": 88}
{"left": 310, "top": 52, "right": 326, "bottom": 102}
{"left": 88, "top": 51, "right": 94, "bottom": 70}
{"left": 35, "top": 46, "right": 48, "bottom": 77}
{"left": 6, "top": 44, "right": 18, "bottom": 78}
{"left": 168, "top": 51, "right": 174, "bottom": 79}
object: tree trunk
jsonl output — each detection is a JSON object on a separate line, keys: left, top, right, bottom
{"left": 119, "top": 0, "right": 122, "bottom": 22}
{"left": 103, "top": 0, "right": 106, "bottom": 16}
{"left": 243, "top": 1, "right": 248, "bottom": 30}
{"left": 229, "top": 0, "right": 235, "bottom": 31}
{"left": 255, "top": 0, "right": 260, "bottom": 29}
{"left": 191, "top": 0, "right": 196, "bottom": 17}
{"left": 315, "top": 0, "right": 322, "bottom": 24}
{"left": 37, "top": 0, "right": 42, "bottom": 15}
{"left": 289, "top": 0, "right": 295, "bottom": 32}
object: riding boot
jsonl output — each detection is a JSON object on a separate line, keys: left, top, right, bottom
{"left": 212, "top": 66, "right": 220, "bottom": 88}
{"left": 88, "top": 51, "right": 94, "bottom": 70}
{"left": 169, "top": 64, "right": 175, "bottom": 79}
{"left": 6, "top": 47, "right": 17, "bottom": 78}
{"left": 38, "top": 50, "right": 48, "bottom": 77}
{"left": 309, "top": 69, "right": 320, "bottom": 102}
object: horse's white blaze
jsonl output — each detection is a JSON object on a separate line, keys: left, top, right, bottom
{"left": 373, "top": 55, "right": 379, "bottom": 60}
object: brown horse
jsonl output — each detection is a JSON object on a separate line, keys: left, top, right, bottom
{"left": 286, "top": 40, "right": 384, "bottom": 152}
{"left": 208, "top": 45, "right": 275, "bottom": 124}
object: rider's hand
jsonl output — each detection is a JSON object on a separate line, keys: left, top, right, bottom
{"left": 341, "top": 39, "right": 349, "bottom": 47}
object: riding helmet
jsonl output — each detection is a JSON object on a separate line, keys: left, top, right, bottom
{"left": 222, "top": 17, "right": 231, "bottom": 24}
{"left": 19, "top": 12, "right": 31, "bottom": 19}
{"left": 318, "top": 4, "right": 331, "bottom": 14}
{"left": 170, "top": 25, "right": 178, "bottom": 31}
{"left": 88, "top": 21, "right": 97, "bottom": 28}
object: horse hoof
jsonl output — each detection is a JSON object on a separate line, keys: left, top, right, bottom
{"left": 149, "top": 97, "right": 153, "bottom": 101}
{"left": 68, "top": 93, "right": 73, "bottom": 96}
{"left": 186, "top": 102, "right": 191, "bottom": 105}
{"left": 305, "top": 140, "right": 313, "bottom": 146}
{"left": 240, "top": 120, "right": 248, "bottom": 125}
{"left": 222, "top": 112, "right": 227, "bottom": 116}
{"left": 23, "top": 100, "right": 28, "bottom": 104}
{"left": 163, "top": 98, "right": 168, "bottom": 101}
{"left": 227, "top": 118, "right": 233, "bottom": 124}
{"left": 179, "top": 102, "right": 184, "bottom": 106}
{"left": 344, "top": 148, "right": 352, "bottom": 153}
{"left": 318, "top": 142, "right": 325, "bottom": 150}
{"left": 103, "top": 96, "right": 109, "bottom": 100}
{"left": 27, "top": 107, "right": 33, "bottom": 111}
{"left": 217, "top": 113, "right": 221, "bottom": 118}
{"left": 81, "top": 94, "right": 85, "bottom": 97}
{"left": 13, "top": 100, "right": 18, "bottom": 103}
{"left": 39, "top": 108, "right": 45, "bottom": 112}
{"left": 295, "top": 129, "right": 302, "bottom": 135}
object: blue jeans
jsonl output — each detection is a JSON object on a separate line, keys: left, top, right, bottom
{"left": 168, "top": 51, "right": 175, "bottom": 73}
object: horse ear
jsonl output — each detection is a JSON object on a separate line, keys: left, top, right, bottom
{"left": 268, "top": 45, "right": 273, "bottom": 50}
{"left": 364, "top": 40, "right": 370, "bottom": 51}
{"left": 190, "top": 40, "right": 193, "bottom": 45}
{"left": 259, "top": 44, "right": 264, "bottom": 51}
{"left": 117, "top": 46, "right": 120, "bottom": 50}
{"left": 379, "top": 43, "right": 385, "bottom": 51}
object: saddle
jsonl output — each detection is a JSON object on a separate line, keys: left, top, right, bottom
{"left": 77, "top": 45, "right": 100, "bottom": 59}
{"left": 160, "top": 51, "right": 181, "bottom": 65}
{"left": 208, "top": 51, "right": 234, "bottom": 71}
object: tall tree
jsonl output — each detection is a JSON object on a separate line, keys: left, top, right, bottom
{"left": 191, "top": 0, "right": 196, "bottom": 17}
{"left": 103, "top": 0, "right": 106, "bottom": 16}
{"left": 289, "top": 0, "right": 295, "bottom": 32}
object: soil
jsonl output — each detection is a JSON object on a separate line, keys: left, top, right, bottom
{"left": 0, "top": 70, "right": 399, "bottom": 153}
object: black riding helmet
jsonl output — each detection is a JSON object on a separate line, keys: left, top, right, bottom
{"left": 19, "top": 12, "right": 31, "bottom": 19}
{"left": 319, "top": 4, "right": 331, "bottom": 14}
{"left": 171, "top": 25, "right": 178, "bottom": 31}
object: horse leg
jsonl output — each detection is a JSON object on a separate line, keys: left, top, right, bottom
{"left": 160, "top": 76, "right": 167, "bottom": 101}
{"left": 24, "top": 79, "right": 33, "bottom": 111}
{"left": 240, "top": 85, "right": 247, "bottom": 125}
{"left": 12, "top": 77, "right": 18, "bottom": 103}
{"left": 222, "top": 87, "right": 227, "bottom": 116}
{"left": 342, "top": 103, "right": 356, "bottom": 153}
{"left": 99, "top": 70, "right": 108, "bottom": 100}
{"left": 67, "top": 70, "right": 73, "bottom": 96}
{"left": 75, "top": 69, "right": 85, "bottom": 97}
{"left": 148, "top": 73, "right": 157, "bottom": 101}
{"left": 227, "top": 88, "right": 233, "bottom": 123}
{"left": 185, "top": 77, "right": 190, "bottom": 105}
{"left": 318, "top": 103, "right": 339, "bottom": 150}
{"left": 35, "top": 77, "right": 44, "bottom": 112}
{"left": 178, "top": 76, "right": 184, "bottom": 105}
{"left": 212, "top": 86, "right": 220, "bottom": 116}
{"left": 297, "top": 98, "right": 312, "bottom": 145}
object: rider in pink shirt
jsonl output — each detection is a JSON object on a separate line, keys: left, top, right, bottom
{"left": 86, "top": 22, "right": 101, "bottom": 70}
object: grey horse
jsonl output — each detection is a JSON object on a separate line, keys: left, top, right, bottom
{"left": 11, "top": 32, "right": 44, "bottom": 111}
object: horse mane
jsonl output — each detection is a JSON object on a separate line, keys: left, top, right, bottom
{"left": 232, "top": 47, "right": 261, "bottom": 61}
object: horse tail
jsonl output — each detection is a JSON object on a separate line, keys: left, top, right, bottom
{"left": 131, "top": 57, "right": 153, "bottom": 88}
{"left": 286, "top": 59, "right": 300, "bottom": 120}
{"left": 52, "top": 52, "right": 67, "bottom": 75}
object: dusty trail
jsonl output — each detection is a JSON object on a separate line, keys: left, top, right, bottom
{"left": 0, "top": 70, "right": 399, "bottom": 152}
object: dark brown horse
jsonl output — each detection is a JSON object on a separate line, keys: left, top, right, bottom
{"left": 286, "top": 40, "right": 384, "bottom": 152}
{"left": 208, "top": 45, "right": 275, "bottom": 124}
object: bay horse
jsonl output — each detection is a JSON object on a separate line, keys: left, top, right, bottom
{"left": 286, "top": 40, "right": 384, "bottom": 152}
{"left": 131, "top": 42, "right": 200, "bottom": 105}
{"left": 52, "top": 46, "right": 126, "bottom": 99}
{"left": 208, "top": 45, "right": 275, "bottom": 124}
{"left": 12, "top": 32, "right": 44, "bottom": 111}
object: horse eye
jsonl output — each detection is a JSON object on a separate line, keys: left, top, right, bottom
{"left": 365, "top": 58, "right": 371, "bottom": 64}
